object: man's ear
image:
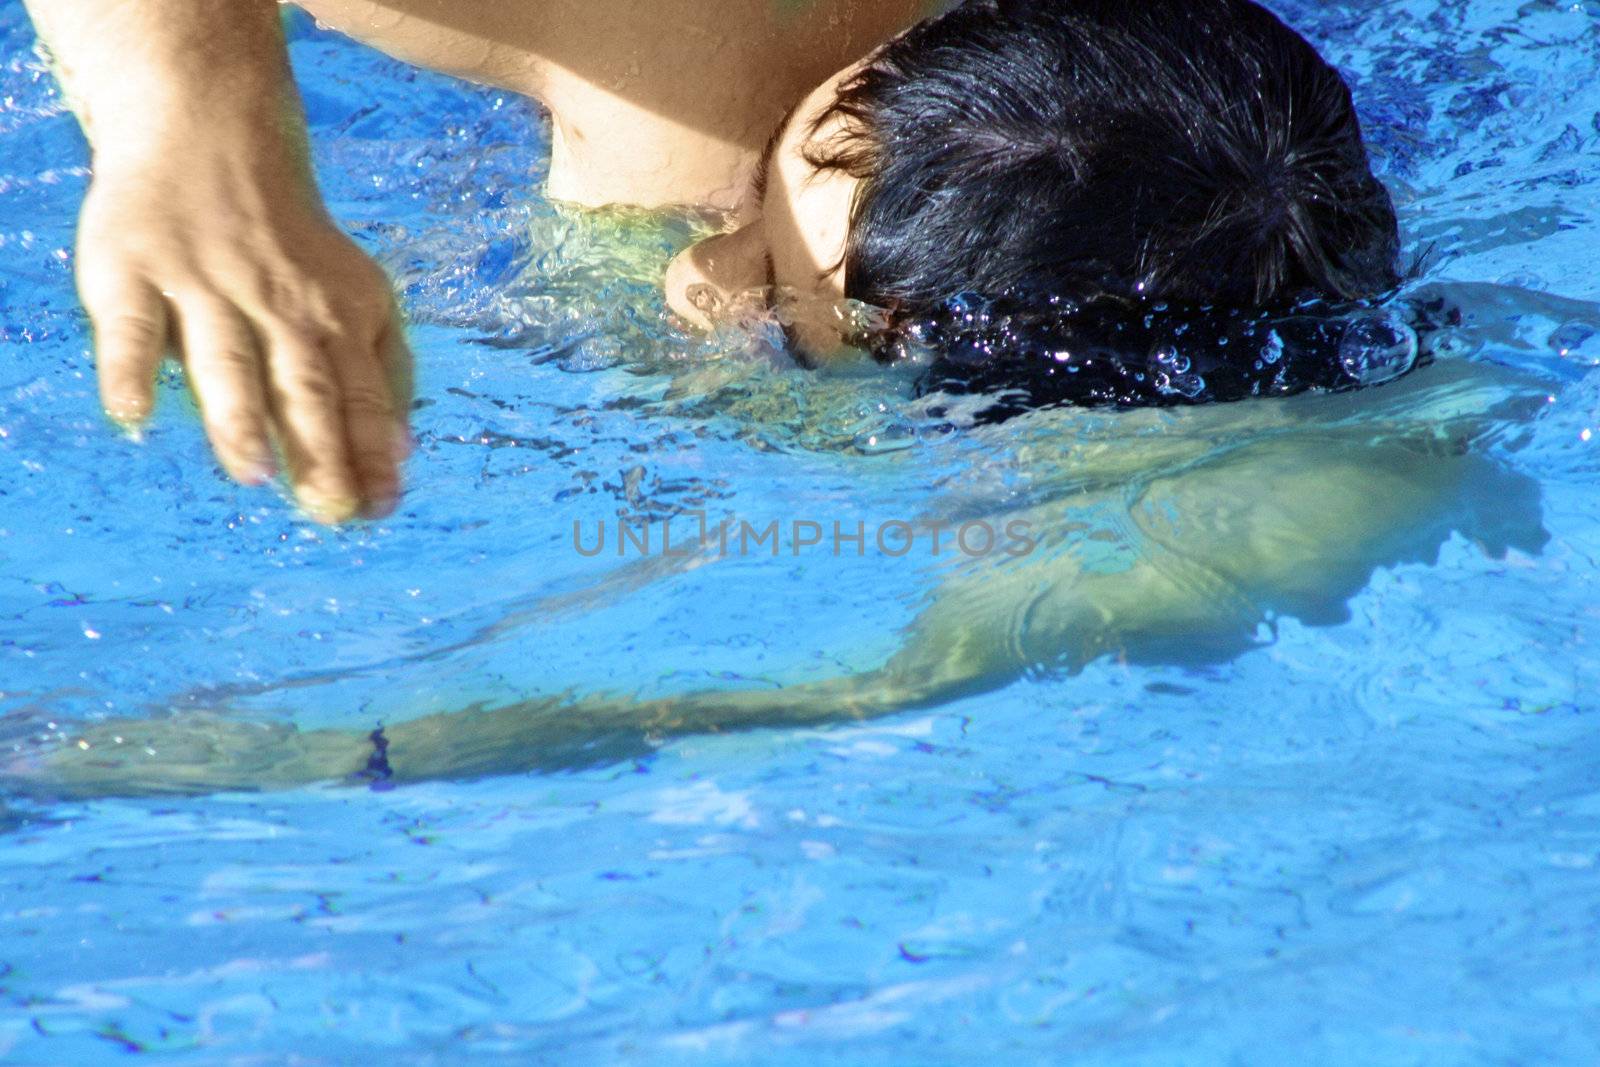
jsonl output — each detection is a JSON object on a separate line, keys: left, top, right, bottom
{"left": 664, "top": 224, "right": 769, "bottom": 329}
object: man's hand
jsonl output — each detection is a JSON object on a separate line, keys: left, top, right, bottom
{"left": 78, "top": 153, "right": 413, "bottom": 523}
{"left": 25, "top": 0, "right": 412, "bottom": 524}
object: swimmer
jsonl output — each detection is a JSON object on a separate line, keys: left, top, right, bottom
{"left": 23, "top": 0, "right": 1400, "bottom": 522}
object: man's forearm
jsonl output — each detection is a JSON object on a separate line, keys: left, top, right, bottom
{"left": 23, "top": 0, "right": 308, "bottom": 170}
{"left": 22, "top": 0, "right": 412, "bottom": 525}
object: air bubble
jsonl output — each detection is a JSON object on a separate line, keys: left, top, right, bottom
{"left": 1550, "top": 321, "right": 1599, "bottom": 363}
{"left": 1152, "top": 346, "right": 1191, "bottom": 375}
{"left": 1338, "top": 313, "right": 1418, "bottom": 386}
{"left": 1259, "top": 329, "right": 1285, "bottom": 365}
{"left": 1160, "top": 372, "right": 1206, "bottom": 398}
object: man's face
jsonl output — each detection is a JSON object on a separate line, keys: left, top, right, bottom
{"left": 664, "top": 64, "right": 864, "bottom": 361}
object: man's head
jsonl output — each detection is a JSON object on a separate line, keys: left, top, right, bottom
{"left": 666, "top": 0, "right": 1399, "bottom": 361}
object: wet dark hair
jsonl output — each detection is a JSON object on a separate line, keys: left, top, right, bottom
{"left": 807, "top": 0, "right": 1405, "bottom": 408}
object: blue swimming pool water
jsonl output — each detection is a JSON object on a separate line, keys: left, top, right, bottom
{"left": 2, "top": 1, "right": 1599, "bottom": 1062}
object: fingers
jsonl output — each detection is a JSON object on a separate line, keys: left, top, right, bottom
{"left": 327, "top": 322, "right": 403, "bottom": 520}
{"left": 174, "top": 299, "right": 276, "bottom": 486}
{"left": 75, "top": 231, "right": 411, "bottom": 524}
{"left": 378, "top": 314, "right": 415, "bottom": 463}
{"left": 259, "top": 320, "right": 408, "bottom": 523}
{"left": 259, "top": 326, "right": 364, "bottom": 524}
{"left": 80, "top": 276, "right": 168, "bottom": 428}
{"left": 174, "top": 294, "right": 409, "bottom": 523}
{"left": 172, "top": 299, "right": 408, "bottom": 522}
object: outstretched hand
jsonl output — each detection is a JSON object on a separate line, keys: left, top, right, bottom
{"left": 75, "top": 150, "right": 413, "bottom": 523}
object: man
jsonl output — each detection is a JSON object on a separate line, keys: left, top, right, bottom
{"left": 23, "top": 0, "right": 1398, "bottom": 523}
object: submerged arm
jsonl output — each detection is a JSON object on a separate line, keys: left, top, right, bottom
{"left": 23, "top": 0, "right": 411, "bottom": 521}
{"left": 10, "top": 419, "right": 1538, "bottom": 798}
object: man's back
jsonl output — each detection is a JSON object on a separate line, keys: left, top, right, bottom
{"left": 297, "top": 0, "right": 929, "bottom": 208}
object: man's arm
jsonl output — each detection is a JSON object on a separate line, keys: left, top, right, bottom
{"left": 5, "top": 384, "right": 1546, "bottom": 797}
{"left": 23, "top": 0, "right": 411, "bottom": 522}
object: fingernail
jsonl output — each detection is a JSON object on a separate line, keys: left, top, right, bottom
{"left": 107, "top": 411, "right": 147, "bottom": 441}
{"left": 106, "top": 397, "right": 150, "bottom": 422}
{"left": 299, "top": 490, "right": 358, "bottom": 525}
{"left": 239, "top": 458, "right": 276, "bottom": 486}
